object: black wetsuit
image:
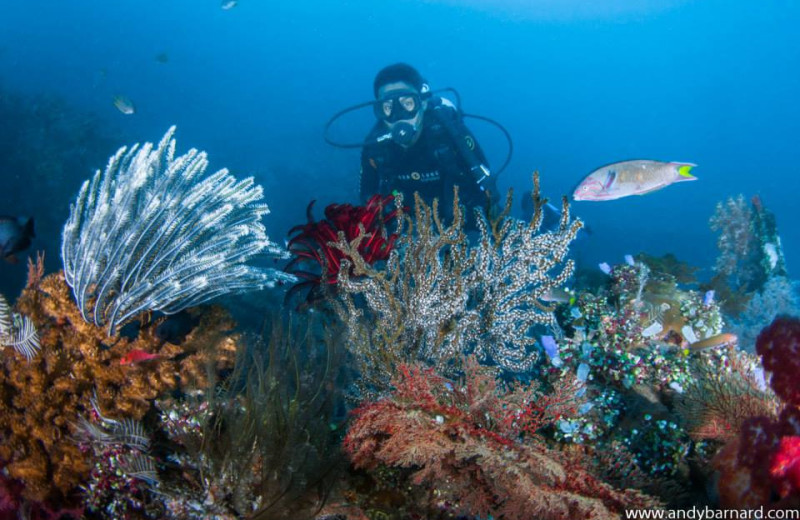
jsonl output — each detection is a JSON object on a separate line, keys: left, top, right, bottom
{"left": 359, "top": 97, "right": 497, "bottom": 218}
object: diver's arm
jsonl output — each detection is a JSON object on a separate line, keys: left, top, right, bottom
{"left": 434, "top": 103, "right": 499, "bottom": 208}
{"left": 459, "top": 121, "right": 499, "bottom": 204}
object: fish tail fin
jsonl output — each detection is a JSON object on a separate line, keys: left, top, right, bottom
{"left": 673, "top": 162, "right": 698, "bottom": 181}
{"left": 23, "top": 217, "right": 35, "bottom": 238}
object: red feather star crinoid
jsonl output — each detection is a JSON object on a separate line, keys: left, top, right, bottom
{"left": 285, "top": 194, "right": 400, "bottom": 300}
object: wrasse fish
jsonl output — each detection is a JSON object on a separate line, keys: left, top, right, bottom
{"left": 687, "top": 332, "right": 738, "bottom": 352}
{"left": 573, "top": 160, "right": 697, "bottom": 201}
{"left": 120, "top": 349, "right": 161, "bottom": 365}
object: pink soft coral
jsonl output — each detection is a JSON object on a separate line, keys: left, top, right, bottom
{"left": 771, "top": 436, "right": 800, "bottom": 499}
{"left": 714, "top": 316, "right": 800, "bottom": 507}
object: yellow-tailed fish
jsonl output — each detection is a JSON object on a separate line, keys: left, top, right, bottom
{"left": 573, "top": 160, "right": 697, "bottom": 201}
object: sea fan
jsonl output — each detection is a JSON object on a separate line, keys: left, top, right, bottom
{"left": 61, "top": 127, "right": 295, "bottom": 335}
{"left": 0, "top": 293, "right": 40, "bottom": 360}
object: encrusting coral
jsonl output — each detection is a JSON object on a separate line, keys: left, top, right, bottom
{"left": 0, "top": 270, "right": 239, "bottom": 503}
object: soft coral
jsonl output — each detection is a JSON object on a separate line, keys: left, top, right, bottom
{"left": 715, "top": 315, "right": 800, "bottom": 507}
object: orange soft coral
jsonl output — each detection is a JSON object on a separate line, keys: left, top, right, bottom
{"left": 0, "top": 272, "right": 239, "bottom": 503}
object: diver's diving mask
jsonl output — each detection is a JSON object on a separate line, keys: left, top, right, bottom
{"left": 373, "top": 91, "right": 422, "bottom": 123}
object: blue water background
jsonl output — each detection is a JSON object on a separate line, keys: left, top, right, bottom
{"left": 1, "top": 0, "right": 798, "bottom": 295}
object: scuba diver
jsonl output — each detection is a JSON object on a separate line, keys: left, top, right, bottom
{"left": 360, "top": 63, "right": 497, "bottom": 214}
{"left": 325, "top": 63, "right": 513, "bottom": 220}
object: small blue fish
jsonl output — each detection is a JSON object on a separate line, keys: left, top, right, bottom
{"left": 703, "top": 290, "right": 715, "bottom": 307}
{"left": 541, "top": 335, "right": 558, "bottom": 359}
{"left": 624, "top": 254, "right": 635, "bottom": 266}
{"left": 0, "top": 216, "right": 34, "bottom": 264}
{"left": 598, "top": 262, "right": 611, "bottom": 275}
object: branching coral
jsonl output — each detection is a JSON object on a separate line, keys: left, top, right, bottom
{"left": 333, "top": 173, "right": 581, "bottom": 394}
{"left": 343, "top": 358, "right": 658, "bottom": 519}
{"left": 0, "top": 272, "right": 239, "bottom": 503}
{"left": 61, "top": 126, "right": 294, "bottom": 335}
{"left": 710, "top": 195, "right": 757, "bottom": 287}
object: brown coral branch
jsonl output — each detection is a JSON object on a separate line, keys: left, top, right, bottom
{"left": 25, "top": 251, "right": 46, "bottom": 290}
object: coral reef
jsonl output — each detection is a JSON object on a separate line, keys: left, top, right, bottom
{"left": 61, "top": 126, "right": 294, "bottom": 335}
{"left": 343, "top": 358, "right": 658, "bottom": 519}
{"left": 0, "top": 271, "right": 239, "bottom": 504}
{"left": 559, "top": 258, "right": 724, "bottom": 392}
{"left": 677, "top": 349, "right": 776, "bottom": 443}
{"left": 526, "top": 256, "right": 755, "bottom": 500}
{"left": 333, "top": 174, "right": 581, "bottom": 394}
{"left": 637, "top": 253, "right": 699, "bottom": 285}
{"left": 76, "top": 314, "right": 345, "bottom": 519}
